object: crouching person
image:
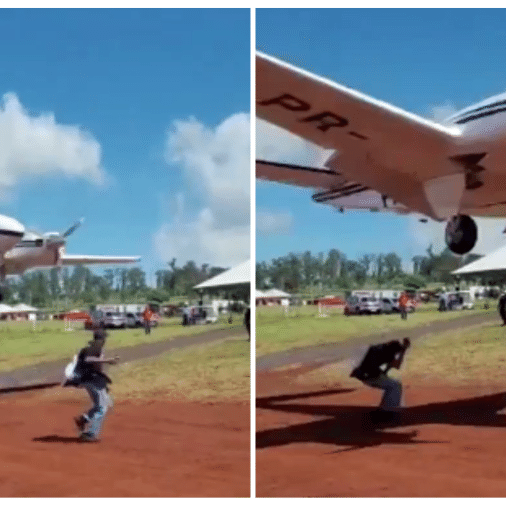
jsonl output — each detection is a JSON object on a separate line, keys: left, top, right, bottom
{"left": 350, "top": 337, "right": 411, "bottom": 423}
{"left": 63, "top": 325, "right": 119, "bottom": 442}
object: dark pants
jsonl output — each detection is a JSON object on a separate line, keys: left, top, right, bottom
{"left": 400, "top": 307, "right": 407, "bottom": 320}
{"left": 144, "top": 321, "right": 151, "bottom": 334}
{"left": 499, "top": 296, "right": 506, "bottom": 325}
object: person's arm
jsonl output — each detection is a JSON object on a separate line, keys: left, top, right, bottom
{"left": 390, "top": 344, "right": 409, "bottom": 369}
{"left": 84, "top": 355, "right": 119, "bottom": 365}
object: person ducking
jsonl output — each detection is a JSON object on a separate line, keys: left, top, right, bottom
{"left": 350, "top": 337, "right": 411, "bottom": 424}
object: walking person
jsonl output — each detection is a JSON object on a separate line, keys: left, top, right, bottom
{"left": 499, "top": 292, "right": 506, "bottom": 326}
{"left": 244, "top": 306, "right": 250, "bottom": 341}
{"left": 351, "top": 338, "right": 411, "bottom": 423}
{"left": 398, "top": 291, "right": 410, "bottom": 320}
{"left": 64, "top": 324, "right": 119, "bottom": 442}
{"left": 143, "top": 304, "right": 153, "bottom": 335}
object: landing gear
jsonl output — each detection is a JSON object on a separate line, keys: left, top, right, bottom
{"left": 445, "top": 214, "right": 478, "bottom": 255}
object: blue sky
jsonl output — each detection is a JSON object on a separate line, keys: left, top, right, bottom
{"left": 256, "top": 8, "right": 506, "bottom": 269}
{"left": 0, "top": 8, "right": 250, "bottom": 285}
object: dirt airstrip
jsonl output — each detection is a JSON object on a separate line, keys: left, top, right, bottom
{"left": 256, "top": 314, "right": 506, "bottom": 497}
{"left": 0, "top": 327, "right": 250, "bottom": 497}
{"left": 0, "top": 389, "right": 249, "bottom": 497}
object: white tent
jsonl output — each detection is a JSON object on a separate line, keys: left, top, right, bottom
{"left": 264, "top": 288, "right": 291, "bottom": 298}
{"left": 11, "top": 303, "right": 39, "bottom": 312}
{"left": 452, "top": 245, "right": 506, "bottom": 276}
{"left": 194, "top": 260, "right": 250, "bottom": 290}
{"left": 0, "top": 304, "right": 13, "bottom": 314}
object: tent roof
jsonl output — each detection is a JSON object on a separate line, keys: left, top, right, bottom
{"left": 11, "top": 303, "right": 38, "bottom": 312}
{"left": 255, "top": 288, "right": 292, "bottom": 298}
{"left": 452, "top": 244, "right": 506, "bottom": 276}
{"left": 194, "top": 260, "right": 250, "bottom": 290}
{"left": 264, "top": 288, "right": 291, "bottom": 297}
{"left": 0, "top": 304, "right": 13, "bottom": 313}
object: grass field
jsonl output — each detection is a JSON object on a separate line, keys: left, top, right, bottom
{"left": 256, "top": 302, "right": 497, "bottom": 356}
{"left": 0, "top": 316, "right": 243, "bottom": 372}
{"left": 298, "top": 320, "right": 506, "bottom": 388}
{"left": 111, "top": 339, "right": 250, "bottom": 401}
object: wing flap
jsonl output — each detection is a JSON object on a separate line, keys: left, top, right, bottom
{"left": 256, "top": 160, "right": 347, "bottom": 189}
{"left": 61, "top": 255, "right": 140, "bottom": 266}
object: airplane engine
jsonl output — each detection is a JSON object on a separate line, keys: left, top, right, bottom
{"left": 445, "top": 214, "right": 478, "bottom": 255}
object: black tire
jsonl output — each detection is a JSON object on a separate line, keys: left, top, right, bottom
{"left": 445, "top": 214, "right": 478, "bottom": 255}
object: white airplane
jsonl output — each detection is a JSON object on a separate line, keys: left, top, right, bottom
{"left": 0, "top": 215, "right": 139, "bottom": 298}
{"left": 257, "top": 51, "right": 506, "bottom": 255}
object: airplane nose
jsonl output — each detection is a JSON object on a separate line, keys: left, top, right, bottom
{"left": 0, "top": 215, "right": 25, "bottom": 237}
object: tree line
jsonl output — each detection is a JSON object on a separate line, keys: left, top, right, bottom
{"left": 4, "top": 258, "right": 227, "bottom": 309}
{"left": 256, "top": 246, "right": 481, "bottom": 294}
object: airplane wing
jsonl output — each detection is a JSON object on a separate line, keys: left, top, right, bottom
{"left": 257, "top": 159, "right": 410, "bottom": 213}
{"left": 256, "top": 52, "right": 465, "bottom": 220}
{"left": 61, "top": 255, "right": 140, "bottom": 266}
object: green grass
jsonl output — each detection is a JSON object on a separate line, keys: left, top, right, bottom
{"left": 299, "top": 320, "right": 506, "bottom": 388}
{"left": 402, "top": 322, "right": 506, "bottom": 386}
{"left": 0, "top": 316, "right": 243, "bottom": 372}
{"left": 256, "top": 302, "right": 497, "bottom": 356}
{"left": 111, "top": 339, "right": 250, "bottom": 401}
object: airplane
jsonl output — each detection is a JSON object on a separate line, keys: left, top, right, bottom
{"left": 0, "top": 215, "right": 139, "bottom": 299}
{"left": 256, "top": 51, "right": 506, "bottom": 256}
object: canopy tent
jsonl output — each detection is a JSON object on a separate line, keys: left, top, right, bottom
{"left": 256, "top": 288, "right": 292, "bottom": 298}
{"left": 11, "top": 303, "right": 39, "bottom": 312}
{"left": 452, "top": 244, "right": 506, "bottom": 278}
{"left": 255, "top": 288, "right": 293, "bottom": 306}
{"left": 194, "top": 260, "right": 250, "bottom": 290}
{"left": 194, "top": 260, "right": 250, "bottom": 302}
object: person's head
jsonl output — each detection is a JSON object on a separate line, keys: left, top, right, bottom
{"left": 402, "top": 337, "right": 411, "bottom": 349}
{"left": 89, "top": 328, "right": 106, "bottom": 349}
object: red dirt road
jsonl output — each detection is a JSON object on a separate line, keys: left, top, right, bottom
{"left": 257, "top": 369, "right": 506, "bottom": 497}
{"left": 0, "top": 389, "right": 249, "bottom": 497}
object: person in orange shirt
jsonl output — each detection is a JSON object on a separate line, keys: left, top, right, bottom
{"left": 143, "top": 305, "right": 153, "bottom": 335}
{"left": 398, "top": 291, "right": 410, "bottom": 320}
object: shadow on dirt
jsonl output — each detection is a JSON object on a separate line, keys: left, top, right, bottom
{"left": 0, "top": 382, "right": 60, "bottom": 396}
{"left": 32, "top": 435, "right": 90, "bottom": 444}
{"left": 257, "top": 388, "right": 506, "bottom": 452}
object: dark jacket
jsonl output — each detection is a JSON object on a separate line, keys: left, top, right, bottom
{"left": 351, "top": 340, "right": 404, "bottom": 381}
{"left": 74, "top": 343, "right": 112, "bottom": 385}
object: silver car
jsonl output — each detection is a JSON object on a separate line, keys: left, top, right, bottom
{"left": 345, "top": 296, "right": 382, "bottom": 315}
{"left": 103, "top": 312, "right": 127, "bottom": 329}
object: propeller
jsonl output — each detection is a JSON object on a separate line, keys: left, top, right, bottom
{"left": 63, "top": 217, "right": 85, "bottom": 238}
{"left": 44, "top": 218, "right": 84, "bottom": 266}
{"left": 44, "top": 218, "right": 85, "bottom": 246}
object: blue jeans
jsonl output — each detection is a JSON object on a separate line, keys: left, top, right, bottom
{"left": 363, "top": 374, "right": 402, "bottom": 411}
{"left": 81, "top": 376, "right": 112, "bottom": 437}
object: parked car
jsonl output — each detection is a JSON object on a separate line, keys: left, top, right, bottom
{"left": 344, "top": 296, "right": 382, "bottom": 315}
{"left": 103, "top": 312, "right": 127, "bottom": 329}
{"left": 379, "top": 298, "right": 395, "bottom": 314}
{"left": 125, "top": 312, "right": 143, "bottom": 328}
{"left": 438, "top": 291, "right": 474, "bottom": 311}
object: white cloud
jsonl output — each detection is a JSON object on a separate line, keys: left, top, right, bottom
{"left": 0, "top": 93, "right": 104, "bottom": 189}
{"left": 154, "top": 113, "right": 250, "bottom": 267}
{"left": 257, "top": 209, "right": 293, "bottom": 236}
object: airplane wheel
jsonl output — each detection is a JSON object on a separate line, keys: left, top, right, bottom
{"left": 445, "top": 214, "right": 477, "bottom": 255}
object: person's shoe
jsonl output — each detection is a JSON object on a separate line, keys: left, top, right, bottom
{"left": 79, "top": 432, "right": 98, "bottom": 442}
{"left": 74, "top": 415, "right": 87, "bottom": 432}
